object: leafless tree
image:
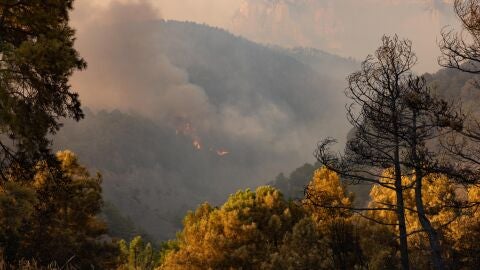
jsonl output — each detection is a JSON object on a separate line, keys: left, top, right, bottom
{"left": 438, "top": 0, "right": 480, "bottom": 185}
{"left": 400, "top": 76, "right": 472, "bottom": 270}
{"left": 312, "top": 34, "right": 480, "bottom": 270}
{"left": 439, "top": 0, "right": 480, "bottom": 73}
{"left": 313, "top": 35, "right": 415, "bottom": 270}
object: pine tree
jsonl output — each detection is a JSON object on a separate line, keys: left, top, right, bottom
{"left": 0, "top": 0, "right": 86, "bottom": 181}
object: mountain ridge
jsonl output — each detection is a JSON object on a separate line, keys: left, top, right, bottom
{"left": 58, "top": 20, "right": 359, "bottom": 241}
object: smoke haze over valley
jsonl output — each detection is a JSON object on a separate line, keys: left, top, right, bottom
{"left": 56, "top": 0, "right": 362, "bottom": 240}
{"left": 57, "top": 0, "right": 467, "bottom": 240}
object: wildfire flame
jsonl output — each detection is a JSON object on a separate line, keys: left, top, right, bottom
{"left": 216, "top": 149, "right": 229, "bottom": 156}
{"left": 193, "top": 139, "right": 202, "bottom": 150}
{"left": 175, "top": 120, "right": 229, "bottom": 156}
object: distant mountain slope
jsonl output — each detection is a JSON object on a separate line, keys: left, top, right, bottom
{"left": 278, "top": 47, "right": 358, "bottom": 80}
{"left": 58, "top": 20, "right": 359, "bottom": 241}
{"left": 56, "top": 110, "right": 216, "bottom": 241}
{"left": 156, "top": 21, "right": 356, "bottom": 124}
{"left": 425, "top": 67, "right": 480, "bottom": 113}
{"left": 269, "top": 162, "right": 319, "bottom": 200}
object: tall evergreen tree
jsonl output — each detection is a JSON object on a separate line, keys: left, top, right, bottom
{"left": 0, "top": 151, "right": 118, "bottom": 268}
{"left": 0, "top": 0, "right": 85, "bottom": 181}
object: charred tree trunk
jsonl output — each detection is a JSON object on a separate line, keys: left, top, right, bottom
{"left": 394, "top": 138, "right": 410, "bottom": 270}
{"left": 414, "top": 172, "right": 445, "bottom": 270}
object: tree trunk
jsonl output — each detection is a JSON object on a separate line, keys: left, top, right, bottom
{"left": 414, "top": 173, "right": 446, "bottom": 270}
{"left": 393, "top": 103, "right": 410, "bottom": 270}
{"left": 410, "top": 108, "right": 446, "bottom": 270}
{"left": 394, "top": 167, "right": 410, "bottom": 270}
{"left": 394, "top": 140, "right": 410, "bottom": 270}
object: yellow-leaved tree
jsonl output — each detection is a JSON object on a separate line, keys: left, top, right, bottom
{"left": 366, "top": 170, "right": 461, "bottom": 269}
{"left": 160, "top": 186, "right": 303, "bottom": 269}
{"left": 301, "top": 167, "right": 365, "bottom": 270}
{"left": 160, "top": 168, "right": 369, "bottom": 269}
{"left": 446, "top": 185, "right": 480, "bottom": 269}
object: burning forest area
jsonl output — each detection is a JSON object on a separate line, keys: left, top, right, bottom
{"left": 176, "top": 122, "right": 229, "bottom": 156}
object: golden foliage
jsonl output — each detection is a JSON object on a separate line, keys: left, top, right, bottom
{"left": 160, "top": 186, "right": 302, "bottom": 269}
{"left": 304, "top": 167, "right": 354, "bottom": 220}
{"left": 160, "top": 168, "right": 366, "bottom": 269}
{"left": 0, "top": 150, "right": 117, "bottom": 269}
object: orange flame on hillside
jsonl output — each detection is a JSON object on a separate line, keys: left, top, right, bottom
{"left": 193, "top": 139, "right": 202, "bottom": 150}
{"left": 216, "top": 149, "right": 229, "bottom": 156}
{"left": 175, "top": 120, "right": 229, "bottom": 155}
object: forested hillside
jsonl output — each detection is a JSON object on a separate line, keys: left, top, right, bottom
{"left": 55, "top": 20, "right": 359, "bottom": 241}
{"left": 57, "top": 20, "right": 480, "bottom": 242}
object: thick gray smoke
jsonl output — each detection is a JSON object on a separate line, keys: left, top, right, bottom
{"left": 72, "top": 1, "right": 211, "bottom": 125}
{"left": 71, "top": 0, "right": 352, "bottom": 170}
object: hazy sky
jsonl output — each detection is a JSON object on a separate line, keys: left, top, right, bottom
{"left": 76, "top": 0, "right": 460, "bottom": 73}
